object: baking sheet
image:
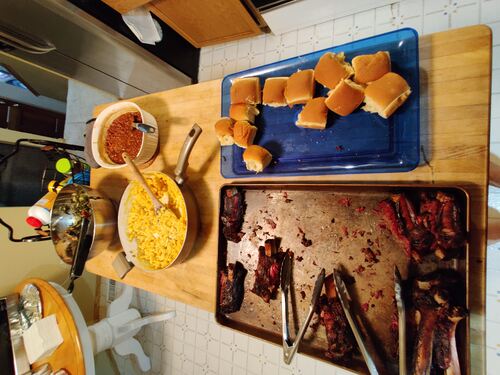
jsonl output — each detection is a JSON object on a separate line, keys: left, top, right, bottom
{"left": 215, "top": 184, "right": 469, "bottom": 374}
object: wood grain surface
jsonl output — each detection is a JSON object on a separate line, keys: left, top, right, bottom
{"left": 149, "top": 0, "right": 261, "bottom": 47}
{"left": 101, "top": 0, "right": 152, "bottom": 14}
{"left": 15, "top": 279, "right": 85, "bottom": 375}
{"left": 87, "top": 25, "right": 491, "bottom": 374}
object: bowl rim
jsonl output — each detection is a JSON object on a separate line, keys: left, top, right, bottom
{"left": 118, "top": 171, "right": 189, "bottom": 272}
{"left": 91, "top": 101, "right": 157, "bottom": 169}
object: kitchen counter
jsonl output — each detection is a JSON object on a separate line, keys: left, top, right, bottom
{"left": 88, "top": 25, "right": 491, "bottom": 373}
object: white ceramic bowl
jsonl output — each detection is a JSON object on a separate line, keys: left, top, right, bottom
{"left": 91, "top": 101, "right": 158, "bottom": 169}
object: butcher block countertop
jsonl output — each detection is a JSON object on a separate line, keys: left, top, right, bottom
{"left": 88, "top": 25, "right": 491, "bottom": 373}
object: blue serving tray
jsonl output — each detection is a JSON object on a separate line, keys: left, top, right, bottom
{"left": 221, "top": 28, "right": 420, "bottom": 178}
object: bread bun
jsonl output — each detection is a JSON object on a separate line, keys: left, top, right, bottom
{"left": 262, "top": 77, "right": 288, "bottom": 107}
{"left": 296, "top": 97, "right": 328, "bottom": 129}
{"left": 243, "top": 145, "right": 272, "bottom": 172}
{"left": 352, "top": 51, "right": 391, "bottom": 84}
{"left": 229, "top": 104, "right": 260, "bottom": 123}
{"left": 325, "top": 79, "right": 365, "bottom": 116}
{"left": 230, "top": 77, "right": 261, "bottom": 104}
{"left": 362, "top": 72, "right": 411, "bottom": 118}
{"left": 314, "top": 52, "right": 354, "bottom": 89}
{"left": 214, "top": 118, "right": 235, "bottom": 146}
{"left": 284, "top": 69, "right": 315, "bottom": 105}
{"left": 233, "top": 120, "right": 257, "bottom": 148}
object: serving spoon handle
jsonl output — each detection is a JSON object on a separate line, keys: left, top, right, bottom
{"left": 122, "top": 152, "right": 165, "bottom": 211}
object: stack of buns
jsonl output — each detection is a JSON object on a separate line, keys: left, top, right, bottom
{"left": 214, "top": 49, "right": 412, "bottom": 173}
{"left": 215, "top": 77, "right": 273, "bottom": 173}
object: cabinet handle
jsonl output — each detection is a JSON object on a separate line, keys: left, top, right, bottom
{"left": 0, "top": 22, "right": 55, "bottom": 54}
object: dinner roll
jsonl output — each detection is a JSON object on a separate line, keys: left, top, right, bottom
{"left": 296, "top": 97, "right": 328, "bottom": 129}
{"left": 229, "top": 104, "right": 260, "bottom": 123}
{"left": 233, "top": 120, "right": 257, "bottom": 148}
{"left": 262, "top": 77, "right": 288, "bottom": 107}
{"left": 352, "top": 51, "right": 391, "bottom": 84}
{"left": 243, "top": 145, "right": 272, "bottom": 172}
{"left": 230, "top": 77, "right": 261, "bottom": 104}
{"left": 214, "top": 117, "right": 235, "bottom": 146}
{"left": 314, "top": 52, "right": 354, "bottom": 89}
{"left": 362, "top": 72, "right": 411, "bottom": 119}
{"left": 325, "top": 79, "right": 365, "bottom": 116}
{"left": 284, "top": 69, "right": 315, "bottom": 106}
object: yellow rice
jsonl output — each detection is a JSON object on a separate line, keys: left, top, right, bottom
{"left": 127, "top": 173, "right": 187, "bottom": 269}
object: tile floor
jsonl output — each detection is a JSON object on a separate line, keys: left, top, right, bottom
{"left": 97, "top": 0, "right": 500, "bottom": 374}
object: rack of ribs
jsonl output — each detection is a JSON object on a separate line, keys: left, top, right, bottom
{"left": 318, "top": 274, "right": 356, "bottom": 361}
{"left": 251, "top": 239, "right": 287, "bottom": 303}
{"left": 219, "top": 261, "right": 248, "bottom": 314}
{"left": 221, "top": 187, "right": 246, "bottom": 243}
{"left": 377, "top": 192, "right": 465, "bottom": 262}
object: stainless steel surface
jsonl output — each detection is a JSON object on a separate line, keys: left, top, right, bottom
{"left": 174, "top": 124, "right": 203, "bottom": 186}
{"left": 0, "top": 0, "right": 190, "bottom": 98}
{"left": 281, "top": 255, "right": 325, "bottom": 365}
{"left": 119, "top": 125, "right": 202, "bottom": 271}
{"left": 19, "top": 284, "right": 43, "bottom": 330}
{"left": 51, "top": 184, "right": 116, "bottom": 265}
{"left": 3, "top": 294, "right": 30, "bottom": 375}
{"left": 133, "top": 123, "right": 156, "bottom": 133}
{"left": 394, "top": 266, "right": 407, "bottom": 375}
{"left": 112, "top": 252, "right": 134, "bottom": 279}
{"left": 334, "top": 269, "right": 384, "bottom": 375}
{"left": 0, "top": 22, "right": 55, "bottom": 54}
{"left": 216, "top": 184, "right": 470, "bottom": 374}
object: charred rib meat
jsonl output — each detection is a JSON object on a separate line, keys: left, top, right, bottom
{"left": 221, "top": 188, "right": 246, "bottom": 243}
{"left": 219, "top": 261, "right": 247, "bottom": 314}
{"left": 434, "top": 192, "right": 466, "bottom": 260}
{"left": 410, "top": 270, "right": 467, "bottom": 375}
{"left": 378, "top": 192, "right": 465, "bottom": 261}
{"left": 318, "top": 274, "right": 356, "bottom": 361}
{"left": 251, "top": 239, "right": 286, "bottom": 303}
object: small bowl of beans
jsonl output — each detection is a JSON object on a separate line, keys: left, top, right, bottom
{"left": 91, "top": 101, "right": 159, "bottom": 169}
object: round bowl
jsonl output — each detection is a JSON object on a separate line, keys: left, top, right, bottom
{"left": 91, "top": 101, "right": 158, "bottom": 169}
{"left": 117, "top": 172, "right": 194, "bottom": 272}
{"left": 51, "top": 184, "right": 116, "bottom": 264}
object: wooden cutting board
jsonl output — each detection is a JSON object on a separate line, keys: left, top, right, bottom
{"left": 87, "top": 25, "right": 492, "bottom": 374}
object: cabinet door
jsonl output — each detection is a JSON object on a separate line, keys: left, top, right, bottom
{"left": 16, "top": 104, "right": 65, "bottom": 138}
{"left": 0, "top": 100, "right": 7, "bottom": 128}
{"left": 149, "top": 0, "right": 261, "bottom": 47}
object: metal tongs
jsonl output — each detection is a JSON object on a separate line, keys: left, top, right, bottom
{"left": 280, "top": 252, "right": 325, "bottom": 364}
{"left": 333, "top": 268, "right": 385, "bottom": 375}
{"left": 394, "top": 266, "right": 407, "bottom": 375}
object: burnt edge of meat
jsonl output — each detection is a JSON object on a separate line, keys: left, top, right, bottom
{"left": 250, "top": 239, "right": 287, "bottom": 303}
{"left": 318, "top": 274, "right": 356, "bottom": 361}
{"left": 219, "top": 261, "right": 248, "bottom": 314}
{"left": 409, "top": 269, "right": 468, "bottom": 375}
{"left": 377, "top": 191, "right": 466, "bottom": 262}
{"left": 221, "top": 187, "right": 246, "bottom": 243}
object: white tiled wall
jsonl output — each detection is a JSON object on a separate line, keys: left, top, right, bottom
{"left": 101, "top": 281, "right": 356, "bottom": 375}
{"left": 101, "top": 0, "right": 500, "bottom": 374}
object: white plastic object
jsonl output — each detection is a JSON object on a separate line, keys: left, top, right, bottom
{"left": 87, "top": 285, "right": 175, "bottom": 372}
{"left": 22, "top": 314, "right": 63, "bottom": 364}
{"left": 122, "top": 7, "right": 162, "bottom": 45}
{"left": 91, "top": 101, "right": 158, "bottom": 169}
{"left": 26, "top": 191, "right": 57, "bottom": 227}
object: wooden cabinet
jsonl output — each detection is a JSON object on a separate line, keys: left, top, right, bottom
{"left": 102, "top": 0, "right": 262, "bottom": 47}
{"left": 0, "top": 100, "right": 8, "bottom": 128}
{"left": 0, "top": 97, "right": 65, "bottom": 138}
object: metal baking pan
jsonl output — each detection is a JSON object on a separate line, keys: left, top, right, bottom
{"left": 215, "top": 183, "right": 470, "bottom": 374}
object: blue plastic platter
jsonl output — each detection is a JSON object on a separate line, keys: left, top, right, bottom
{"left": 221, "top": 28, "right": 420, "bottom": 178}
